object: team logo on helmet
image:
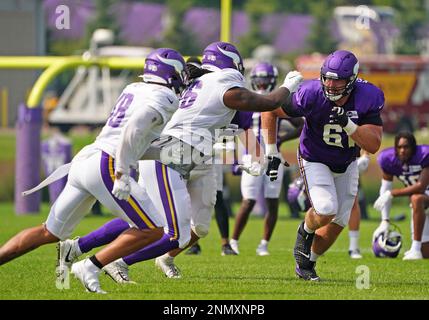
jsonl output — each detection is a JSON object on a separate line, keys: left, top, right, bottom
{"left": 201, "top": 41, "right": 244, "bottom": 74}
{"left": 142, "top": 48, "right": 186, "bottom": 94}
{"left": 372, "top": 224, "right": 402, "bottom": 258}
{"left": 320, "top": 50, "right": 359, "bottom": 102}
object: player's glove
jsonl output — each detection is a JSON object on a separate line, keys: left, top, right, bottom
{"left": 373, "top": 190, "right": 393, "bottom": 212}
{"left": 280, "top": 71, "right": 303, "bottom": 93}
{"left": 329, "top": 106, "right": 358, "bottom": 135}
{"left": 264, "top": 144, "right": 289, "bottom": 181}
{"left": 112, "top": 173, "right": 131, "bottom": 201}
{"left": 329, "top": 106, "right": 349, "bottom": 127}
{"left": 357, "top": 154, "right": 370, "bottom": 173}
{"left": 372, "top": 220, "right": 390, "bottom": 242}
{"left": 238, "top": 154, "right": 266, "bottom": 177}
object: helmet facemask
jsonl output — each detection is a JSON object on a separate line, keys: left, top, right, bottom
{"left": 320, "top": 73, "right": 357, "bottom": 102}
{"left": 320, "top": 50, "right": 359, "bottom": 102}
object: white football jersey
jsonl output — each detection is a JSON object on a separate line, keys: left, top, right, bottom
{"left": 162, "top": 68, "right": 245, "bottom": 154}
{"left": 93, "top": 82, "right": 178, "bottom": 158}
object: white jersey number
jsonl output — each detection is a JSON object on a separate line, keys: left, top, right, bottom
{"left": 323, "top": 124, "right": 355, "bottom": 148}
{"left": 107, "top": 93, "right": 134, "bottom": 128}
{"left": 398, "top": 174, "right": 419, "bottom": 186}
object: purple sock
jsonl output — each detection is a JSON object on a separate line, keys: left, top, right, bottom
{"left": 122, "top": 233, "right": 179, "bottom": 266}
{"left": 78, "top": 218, "right": 129, "bottom": 253}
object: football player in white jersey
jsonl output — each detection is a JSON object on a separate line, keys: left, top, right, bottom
{"left": 0, "top": 48, "right": 186, "bottom": 293}
{"left": 68, "top": 41, "right": 303, "bottom": 287}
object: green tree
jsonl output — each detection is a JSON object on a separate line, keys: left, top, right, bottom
{"left": 392, "top": 0, "right": 428, "bottom": 54}
{"left": 238, "top": 0, "right": 277, "bottom": 58}
{"left": 306, "top": 2, "right": 338, "bottom": 54}
{"left": 152, "top": 0, "right": 200, "bottom": 56}
{"left": 84, "top": 0, "right": 121, "bottom": 46}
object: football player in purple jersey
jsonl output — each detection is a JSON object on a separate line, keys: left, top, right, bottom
{"left": 263, "top": 50, "right": 384, "bottom": 280}
{"left": 373, "top": 131, "right": 429, "bottom": 260}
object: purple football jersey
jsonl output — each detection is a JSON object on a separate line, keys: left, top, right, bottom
{"left": 377, "top": 145, "right": 429, "bottom": 188}
{"left": 290, "top": 79, "right": 384, "bottom": 172}
{"left": 231, "top": 110, "right": 253, "bottom": 130}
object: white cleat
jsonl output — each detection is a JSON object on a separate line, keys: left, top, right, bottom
{"left": 71, "top": 259, "right": 106, "bottom": 294}
{"left": 256, "top": 244, "right": 270, "bottom": 256}
{"left": 403, "top": 250, "right": 423, "bottom": 260}
{"left": 56, "top": 238, "right": 81, "bottom": 284}
{"left": 103, "top": 259, "right": 136, "bottom": 284}
{"left": 155, "top": 255, "right": 182, "bottom": 279}
{"left": 229, "top": 239, "right": 240, "bottom": 255}
{"left": 348, "top": 249, "right": 363, "bottom": 259}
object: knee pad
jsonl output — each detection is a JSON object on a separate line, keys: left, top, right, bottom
{"left": 313, "top": 199, "right": 336, "bottom": 216}
{"left": 191, "top": 224, "right": 209, "bottom": 238}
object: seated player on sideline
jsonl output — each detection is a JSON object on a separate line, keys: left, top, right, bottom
{"left": 373, "top": 131, "right": 429, "bottom": 260}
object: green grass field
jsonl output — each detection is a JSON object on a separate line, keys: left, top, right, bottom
{"left": 1, "top": 202, "right": 428, "bottom": 300}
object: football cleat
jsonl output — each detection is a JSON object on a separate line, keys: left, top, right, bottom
{"left": 103, "top": 259, "right": 136, "bottom": 284}
{"left": 348, "top": 249, "right": 363, "bottom": 259}
{"left": 256, "top": 243, "right": 270, "bottom": 256}
{"left": 293, "top": 222, "right": 315, "bottom": 269}
{"left": 403, "top": 249, "right": 423, "bottom": 260}
{"left": 56, "top": 238, "right": 81, "bottom": 284}
{"left": 185, "top": 243, "right": 202, "bottom": 255}
{"left": 295, "top": 262, "right": 320, "bottom": 281}
{"left": 155, "top": 255, "right": 182, "bottom": 278}
{"left": 229, "top": 239, "right": 240, "bottom": 255}
{"left": 221, "top": 243, "right": 238, "bottom": 256}
{"left": 71, "top": 259, "right": 106, "bottom": 294}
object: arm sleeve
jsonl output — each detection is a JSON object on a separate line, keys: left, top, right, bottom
{"left": 115, "top": 107, "right": 163, "bottom": 175}
{"left": 281, "top": 94, "right": 303, "bottom": 117}
{"left": 359, "top": 85, "right": 384, "bottom": 126}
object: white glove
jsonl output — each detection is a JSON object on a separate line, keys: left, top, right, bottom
{"left": 372, "top": 220, "right": 390, "bottom": 242}
{"left": 373, "top": 190, "right": 393, "bottom": 212}
{"left": 357, "top": 155, "right": 370, "bottom": 173}
{"left": 280, "top": 70, "right": 303, "bottom": 93}
{"left": 112, "top": 173, "right": 131, "bottom": 201}
{"left": 239, "top": 154, "right": 266, "bottom": 176}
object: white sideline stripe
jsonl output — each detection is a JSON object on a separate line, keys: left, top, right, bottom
{"left": 22, "top": 163, "right": 71, "bottom": 196}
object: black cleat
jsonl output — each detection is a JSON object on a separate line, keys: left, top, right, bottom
{"left": 295, "top": 262, "right": 320, "bottom": 281}
{"left": 221, "top": 244, "right": 238, "bottom": 256}
{"left": 185, "top": 243, "right": 202, "bottom": 255}
{"left": 293, "top": 221, "right": 315, "bottom": 269}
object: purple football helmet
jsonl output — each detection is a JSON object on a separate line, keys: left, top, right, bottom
{"left": 372, "top": 225, "right": 402, "bottom": 258}
{"left": 250, "top": 62, "right": 278, "bottom": 93}
{"left": 201, "top": 41, "right": 244, "bottom": 74}
{"left": 142, "top": 48, "right": 186, "bottom": 94}
{"left": 320, "top": 50, "right": 359, "bottom": 101}
{"left": 287, "top": 176, "right": 311, "bottom": 212}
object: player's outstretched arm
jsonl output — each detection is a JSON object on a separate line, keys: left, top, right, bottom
{"left": 223, "top": 71, "right": 303, "bottom": 112}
